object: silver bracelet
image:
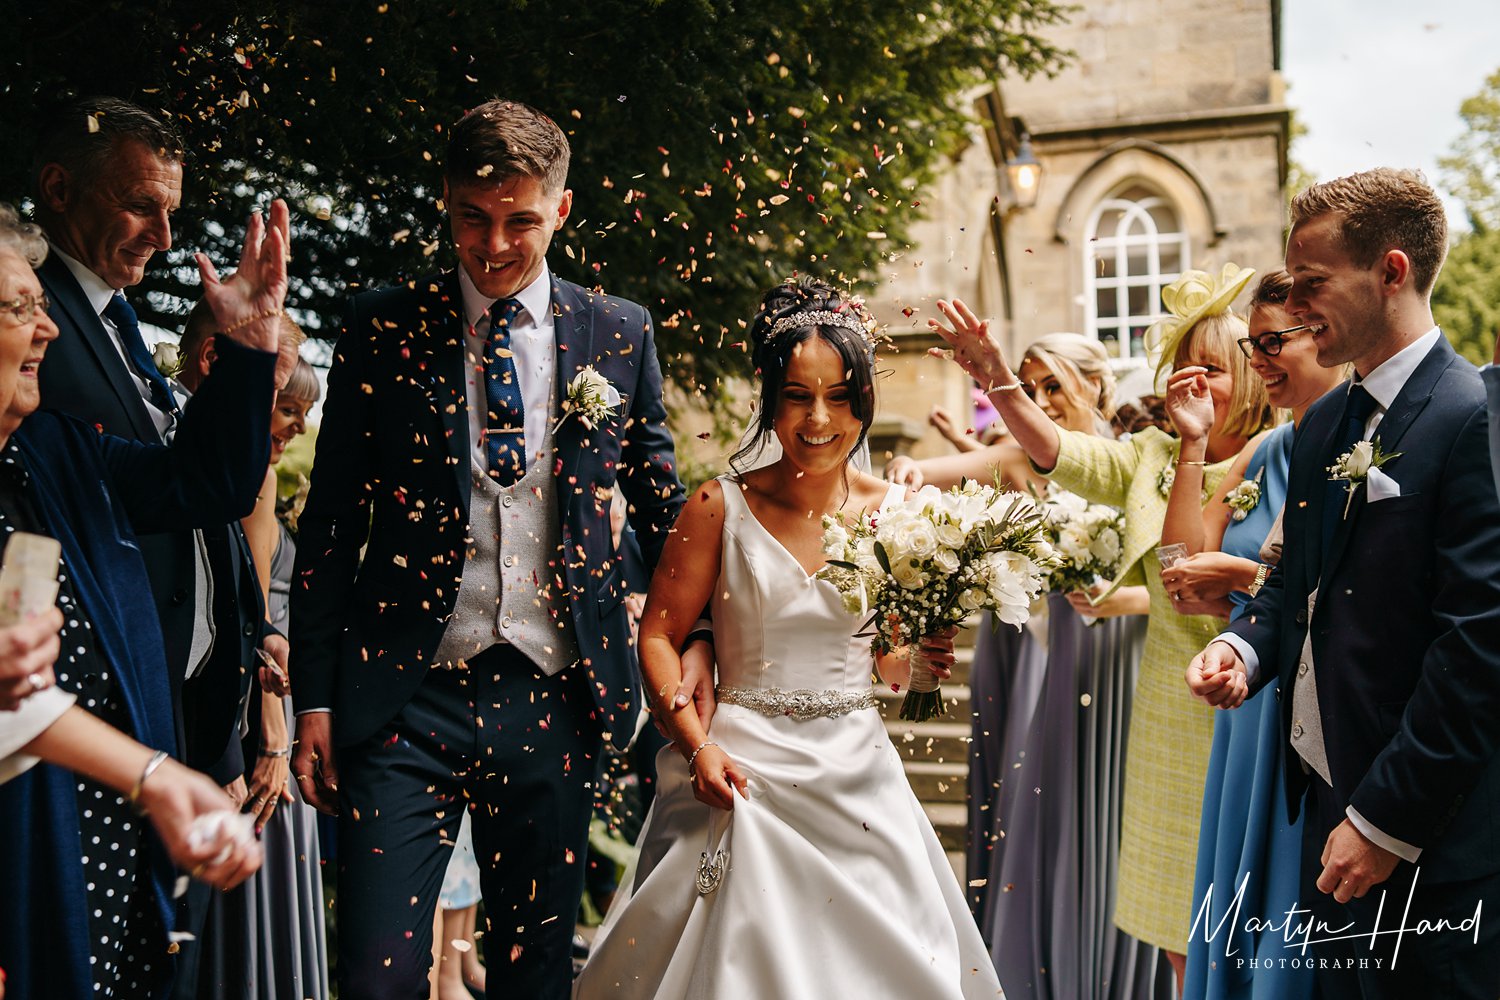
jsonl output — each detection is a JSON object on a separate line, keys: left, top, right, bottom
{"left": 258, "top": 746, "right": 290, "bottom": 758}
{"left": 686, "top": 740, "right": 718, "bottom": 776}
{"left": 128, "top": 749, "right": 170, "bottom": 812}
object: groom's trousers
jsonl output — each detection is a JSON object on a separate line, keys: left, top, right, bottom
{"left": 1298, "top": 774, "right": 1500, "bottom": 998}
{"left": 336, "top": 645, "right": 601, "bottom": 1000}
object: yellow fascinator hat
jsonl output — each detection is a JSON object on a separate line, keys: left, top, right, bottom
{"left": 1147, "top": 262, "right": 1256, "bottom": 381}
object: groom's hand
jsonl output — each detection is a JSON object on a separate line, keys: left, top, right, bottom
{"left": 291, "top": 713, "right": 340, "bottom": 816}
{"left": 1186, "top": 641, "right": 1249, "bottom": 709}
{"left": 1318, "top": 819, "right": 1400, "bottom": 903}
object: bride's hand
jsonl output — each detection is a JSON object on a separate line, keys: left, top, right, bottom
{"left": 690, "top": 745, "right": 749, "bottom": 811}
{"left": 915, "top": 626, "right": 957, "bottom": 680}
{"left": 925, "top": 299, "right": 1013, "bottom": 391}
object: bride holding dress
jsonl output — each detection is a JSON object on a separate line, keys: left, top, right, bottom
{"left": 574, "top": 278, "right": 1003, "bottom": 999}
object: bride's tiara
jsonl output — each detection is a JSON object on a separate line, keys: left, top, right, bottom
{"left": 767, "top": 308, "right": 874, "bottom": 345}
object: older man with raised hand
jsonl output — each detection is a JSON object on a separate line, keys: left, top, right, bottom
{"left": 1187, "top": 169, "right": 1500, "bottom": 998}
{"left": 29, "top": 95, "right": 293, "bottom": 993}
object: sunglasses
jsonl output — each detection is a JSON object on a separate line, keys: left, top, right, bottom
{"left": 1236, "top": 324, "right": 1310, "bottom": 359}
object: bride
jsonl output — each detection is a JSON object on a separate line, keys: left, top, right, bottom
{"left": 574, "top": 278, "right": 1004, "bottom": 998}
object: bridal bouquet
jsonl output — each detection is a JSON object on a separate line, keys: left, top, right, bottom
{"left": 817, "top": 481, "right": 1053, "bottom": 721}
{"left": 1037, "top": 488, "right": 1124, "bottom": 594}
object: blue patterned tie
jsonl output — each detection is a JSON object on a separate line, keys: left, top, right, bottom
{"left": 103, "top": 293, "right": 179, "bottom": 417}
{"left": 1321, "top": 382, "right": 1378, "bottom": 558}
{"left": 483, "top": 298, "right": 527, "bottom": 485}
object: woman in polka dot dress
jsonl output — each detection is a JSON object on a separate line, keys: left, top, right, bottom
{"left": 0, "top": 203, "right": 284, "bottom": 1000}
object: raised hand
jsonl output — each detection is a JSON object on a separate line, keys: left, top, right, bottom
{"left": 926, "top": 299, "right": 1014, "bottom": 390}
{"left": 194, "top": 199, "right": 291, "bottom": 353}
{"left": 1165, "top": 367, "right": 1216, "bottom": 444}
{"left": 1185, "top": 640, "right": 1249, "bottom": 709}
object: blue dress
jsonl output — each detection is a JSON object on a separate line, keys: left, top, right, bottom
{"left": 1184, "top": 424, "right": 1313, "bottom": 1000}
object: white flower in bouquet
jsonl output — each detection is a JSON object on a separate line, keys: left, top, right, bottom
{"left": 1089, "top": 525, "right": 1122, "bottom": 564}
{"left": 816, "top": 479, "right": 1051, "bottom": 722}
{"left": 1056, "top": 523, "right": 1093, "bottom": 563}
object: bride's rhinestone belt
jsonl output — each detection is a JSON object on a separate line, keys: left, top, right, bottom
{"left": 715, "top": 685, "right": 877, "bottom": 721}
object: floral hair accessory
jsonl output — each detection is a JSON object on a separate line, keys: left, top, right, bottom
{"left": 1146, "top": 262, "right": 1256, "bottom": 380}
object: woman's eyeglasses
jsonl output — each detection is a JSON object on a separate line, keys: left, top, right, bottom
{"left": 0, "top": 291, "right": 50, "bottom": 325}
{"left": 1236, "top": 324, "right": 1309, "bottom": 359}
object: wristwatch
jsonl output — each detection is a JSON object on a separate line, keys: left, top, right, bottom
{"left": 1247, "top": 562, "right": 1270, "bottom": 598}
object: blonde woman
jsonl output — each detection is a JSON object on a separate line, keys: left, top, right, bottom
{"left": 931, "top": 267, "right": 1273, "bottom": 989}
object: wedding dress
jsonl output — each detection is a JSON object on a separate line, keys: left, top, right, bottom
{"left": 575, "top": 477, "right": 1004, "bottom": 999}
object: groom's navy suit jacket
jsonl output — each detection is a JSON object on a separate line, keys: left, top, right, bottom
{"left": 291, "top": 271, "right": 684, "bottom": 750}
{"left": 36, "top": 253, "right": 268, "bottom": 784}
{"left": 1228, "top": 336, "right": 1500, "bottom": 883}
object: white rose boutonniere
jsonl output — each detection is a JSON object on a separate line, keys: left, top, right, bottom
{"left": 152, "top": 340, "right": 183, "bottom": 380}
{"left": 1327, "top": 439, "right": 1400, "bottom": 518}
{"left": 1223, "top": 467, "right": 1264, "bottom": 522}
{"left": 558, "top": 365, "right": 621, "bottom": 431}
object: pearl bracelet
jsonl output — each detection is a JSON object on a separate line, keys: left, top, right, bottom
{"left": 686, "top": 740, "right": 718, "bottom": 776}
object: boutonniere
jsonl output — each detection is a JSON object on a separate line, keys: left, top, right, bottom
{"left": 152, "top": 340, "right": 183, "bottom": 380}
{"left": 1157, "top": 461, "right": 1208, "bottom": 501}
{"left": 1327, "top": 440, "right": 1400, "bottom": 518}
{"left": 1223, "top": 467, "right": 1264, "bottom": 522}
{"left": 557, "top": 365, "right": 620, "bottom": 431}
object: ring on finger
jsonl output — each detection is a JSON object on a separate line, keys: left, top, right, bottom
{"left": 26, "top": 671, "right": 46, "bottom": 691}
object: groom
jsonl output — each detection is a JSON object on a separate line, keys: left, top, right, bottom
{"left": 1189, "top": 169, "right": 1500, "bottom": 997}
{"left": 290, "top": 99, "right": 685, "bottom": 998}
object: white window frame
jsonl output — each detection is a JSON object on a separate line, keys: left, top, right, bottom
{"left": 1083, "top": 190, "right": 1190, "bottom": 361}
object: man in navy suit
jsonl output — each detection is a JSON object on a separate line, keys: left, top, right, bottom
{"left": 1190, "top": 169, "right": 1500, "bottom": 997}
{"left": 290, "top": 99, "right": 686, "bottom": 998}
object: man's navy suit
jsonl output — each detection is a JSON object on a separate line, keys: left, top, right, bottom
{"left": 291, "top": 271, "right": 684, "bottom": 997}
{"left": 36, "top": 253, "right": 269, "bottom": 784}
{"left": 1228, "top": 336, "right": 1500, "bottom": 995}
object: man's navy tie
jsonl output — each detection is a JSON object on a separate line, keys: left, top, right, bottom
{"left": 103, "top": 293, "right": 179, "bottom": 417}
{"left": 483, "top": 298, "right": 527, "bottom": 485}
{"left": 1321, "top": 381, "right": 1378, "bottom": 557}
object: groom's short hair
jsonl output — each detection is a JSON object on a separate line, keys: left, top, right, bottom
{"left": 1289, "top": 168, "right": 1447, "bottom": 295}
{"left": 446, "top": 99, "right": 570, "bottom": 194}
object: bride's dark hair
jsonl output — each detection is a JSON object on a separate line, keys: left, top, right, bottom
{"left": 729, "top": 276, "right": 878, "bottom": 474}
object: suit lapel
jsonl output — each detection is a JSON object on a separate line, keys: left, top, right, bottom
{"left": 1323, "top": 338, "right": 1451, "bottom": 577}
{"left": 39, "top": 255, "right": 158, "bottom": 441}
{"left": 423, "top": 273, "right": 472, "bottom": 515}
{"left": 549, "top": 277, "right": 595, "bottom": 498}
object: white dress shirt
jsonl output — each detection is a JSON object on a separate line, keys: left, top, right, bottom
{"left": 457, "top": 264, "right": 557, "bottom": 469}
{"left": 1214, "top": 327, "right": 1442, "bottom": 861}
{"left": 50, "top": 246, "right": 176, "bottom": 441}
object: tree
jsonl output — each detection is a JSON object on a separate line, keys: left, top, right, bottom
{"left": 1436, "top": 66, "right": 1500, "bottom": 363}
{"left": 0, "top": 0, "right": 1071, "bottom": 387}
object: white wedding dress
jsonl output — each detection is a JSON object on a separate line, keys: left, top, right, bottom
{"left": 575, "top": 478, "right": 1004, "bottom": 999}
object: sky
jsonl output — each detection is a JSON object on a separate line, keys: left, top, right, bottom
{"left": 1281, "top": 0, "right": 1500, "bottom": 228}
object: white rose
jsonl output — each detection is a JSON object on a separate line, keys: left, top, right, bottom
{"left": 1344, "top": 440, "right": 1374, "bottom": 478}
{"left": 152, "top": 340, "right": 182, "bottom": 374}
{"left": 853, "top": 536, "right": 881, "bottom": 573}
{"left": 1089, "top": 527, "right": 1121, "bottom": 565}
{"left": 1057, "top": 524, "right": 1093, "bottom": 563}
{"left": 1030, "top": 538, "right": 1055, "bottom": 564}
{"left": 890, "top": 556, "right": 929, "bottom": 590}
{"left": 933, "top": 517, "right": 966, "bottom": 550}
{"left": 932, "top": 546, "right": 960, "bottom": 575}
{"left": 958, "top": 586, "right": 987, "bottom": 611}
{"left": 821, "top": 520, "right": 850, "bottom": 556}
{"left": 571, "top": 365, "right": 612, "bottom": 402}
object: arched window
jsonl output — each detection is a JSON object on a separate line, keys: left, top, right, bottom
{"left": 1084, "top": 186, "right": 1189, "bottom": 360}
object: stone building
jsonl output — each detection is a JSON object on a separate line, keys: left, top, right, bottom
{"left": 867, "top": 0, "right": 1291, "bottom": 463}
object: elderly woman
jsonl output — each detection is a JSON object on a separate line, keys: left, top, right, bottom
{"left": 931, "top": 269, "right": 1273, "bottom": 990}
{"left": 0, "top": 201, "right": 285, "bottom": 1000}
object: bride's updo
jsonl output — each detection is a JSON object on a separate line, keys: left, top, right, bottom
{"left": 730, "top": 276, "right": 878, "bottom": 473}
